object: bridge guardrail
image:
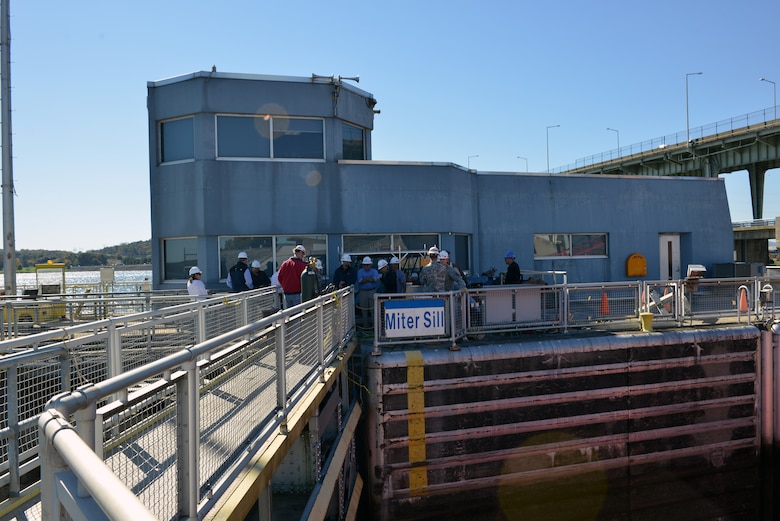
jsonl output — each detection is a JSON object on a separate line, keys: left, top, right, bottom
{"left": 551, "top": 106, "right": 779, "bottom": 173}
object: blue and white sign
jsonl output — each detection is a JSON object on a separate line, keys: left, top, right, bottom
{"left": 384, "top": 299, "right": 446, "bottom": 338}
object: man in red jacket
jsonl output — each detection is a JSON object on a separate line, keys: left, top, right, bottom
{"left": 277, "top": 245, "right": 307, "bottom": 308}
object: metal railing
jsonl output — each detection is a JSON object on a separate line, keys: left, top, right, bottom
{"left": 550, "top": 106, "right": 779, "bottom": 173}
{"left": 0, "top": 287, "right": 285, "bottom": 515}
{"left": 0, "top": 290, "right": 257, "bottom": 341}
{"left": 372, "top": 276, "right": 777, "bottom": 352}
{"left": 31, "top": 287, "right": 353, "bottom": 521}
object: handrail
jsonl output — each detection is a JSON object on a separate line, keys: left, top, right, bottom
{"left": 36, "top": 288, "right": 354, "bottom": 521}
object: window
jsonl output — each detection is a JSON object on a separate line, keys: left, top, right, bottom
{"left": 217, "top": 115, "right": 270, "bottom": 158}
{"left": 163, "top": 238, "right": 198, "bottom": 280}
{"left": 533, "top": 233, "right": 607, "bottom": 258}
{"left": 273, "top": 117, "right": 324, "bottom": 159}
{"left": 219, "top": 235, "right": 327, "bottom": 279}
{"left": 160, "top": 117, "right": 194, "bottom": 163}
{"left": 216, "top": 115, "right": 324, "bottom": 160}
{"left": 342, "top": 122, "right": 365, "bottom": 160}
{"left": 342, "top": 234, "right": 439, "bottom": 256}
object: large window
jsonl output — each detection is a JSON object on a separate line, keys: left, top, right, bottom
{"left": 216, "top": 115, "right": 324, "bottom": 160}
{"left": 533, "top": 233, "right": 608, "bottom": 258}
{"left": 219, "top": 235, "right": 327, "bottom": 279}
{"left": 342, "top": 234, "right": 439, "bottom": 256}
{"left": 160, "top": 117, "right": 194, "bottom": 163}
{"left": 342, "top": 122, "right": 365, "bottom": 160}
{"left": 217, "top": 115, "right": 271, "bottom": 158}
{"left": 163, "top": 238, "right": 198, "bottom": 280}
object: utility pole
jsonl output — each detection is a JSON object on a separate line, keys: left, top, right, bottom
{"left": 1, "top": 0, "right": 17, "bottom": 296}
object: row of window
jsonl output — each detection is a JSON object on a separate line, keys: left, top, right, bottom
{"left": 159, "top": 115, "right": 365, "bottom": 163}
{"left": 163, "top": 233, "right": 607, "bottom": 282}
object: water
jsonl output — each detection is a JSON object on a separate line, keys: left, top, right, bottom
{"left": 1, "top": 269, "right": 153, "bottom": 292}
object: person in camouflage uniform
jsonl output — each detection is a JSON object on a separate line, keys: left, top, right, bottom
{"left": 438, "top": 250, "right": 466, "bottom": 291}
{"left": 420, "top": 246, "right": 465, "bottom": 292}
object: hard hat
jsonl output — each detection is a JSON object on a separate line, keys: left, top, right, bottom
{"left": 428, "top": 246, "right": 440, "bottom": 256}
{"left": 341, "top": 253, "right": 352, "bottom": 262}
{"left": 362, "top": 256, "right": 372, "bottom": 265}
{"left": 439, "top": 250, "right": 449, "bottom": 260}
{"left": 251, "top": 260, "right": 261, "bottom": 268}
{"left": 378, "top": 259, "right": 388, "bottom": 269}
{"left": 390, "top": 256, "right": 400, "bottom": 264}
{"left": 315, "top": 259, "right": 323, "bottom": 270}
{"left": 294, "top": 245, "right": 306, "bottom": 254}
{"left": 188, "top": 266, "right": 202, "bottom": 276}
{"left": 238, "top": 251, "right": 248, "bottom": 259}
{"left": 505, "top": 250, "right": 515, "bottom": 259}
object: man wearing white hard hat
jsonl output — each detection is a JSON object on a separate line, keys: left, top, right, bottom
{"left": 356, "top": 256, "right": 379, "bottom": 330}
{"left": 333, "top": 253, "right": 357, "bottom": 289}
{"left": 390, "top": 256, "right": 406, "bottom": 293}
{"left": 249, "top": 260, "right": 272, "bottom": 289}
{"left": 439, "top": 250, "right": 466, "bottom": 290}
{"left": 226, "top": 252, "right": 253, "bottom": 292}
{"left": 187, "top": 266, "right": 209, "bottom": 297}
{"left": 277, "top": 245, "right": 308, "bottom": 307}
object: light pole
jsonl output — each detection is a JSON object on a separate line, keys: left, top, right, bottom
{"left": 760, "top": 77, "right": 776, "bottom": 120}
{"left": 467, "top": 155, "right": 479, "bottom": 169}
{"left": 516, "top": 156, "right": 528, "bottom": 172}
{"left": 546, "top": 125, "right": 559, "bottom": 173}
{"left": 686, "top": 72, "right": 703, "bottom": 144}
{"left": 606, "top": 128, "right": 620, "bottom": 157}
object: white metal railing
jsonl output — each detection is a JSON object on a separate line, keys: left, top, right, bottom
{"left": 34, "top": 287, "right": 353, "bottom": 521}
{"left": 0, "top": 288, "right": 281, "bottom": 510}
{"left": 372, "top": 276, "right": 777, "bottom": 352}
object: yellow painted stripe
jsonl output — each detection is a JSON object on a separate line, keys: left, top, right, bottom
{"left": 405, "top": 350, "right": 427, "bottom": 497}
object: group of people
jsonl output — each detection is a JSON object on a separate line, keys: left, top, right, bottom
{"left": 187, "top": 251, "right": 273, "bottom": 298}
{"left": 188, "top": 246, "right": 525, "bottom": 306}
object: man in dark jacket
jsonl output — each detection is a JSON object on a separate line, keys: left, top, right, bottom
{"left": 503, "top": 250, "right": 523, "bottom": 284}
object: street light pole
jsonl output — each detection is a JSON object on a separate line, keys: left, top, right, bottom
{"left": 686, "top": 72, "right": 703, "bottom": 144}
{"left": 760, "top": 77, "right": 777, "bottom": 120}
{"left": 606, "top": 128, "right": 620, "bottom": 157}
{"left": 467, "top": 155, "right": 479, "bottom": 169}
{"left": 516, "top": 156, "right": 528, "bottom": 172}
{"left": 546, "top": 125, "right": 559, "bottom": 173}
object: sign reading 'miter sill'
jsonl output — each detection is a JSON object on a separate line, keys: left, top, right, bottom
{"left": 384, "top": 299, "right": 445, "bottom": 338}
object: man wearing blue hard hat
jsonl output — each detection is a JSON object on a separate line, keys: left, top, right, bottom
{"left": 503, "top": 250, "right": 523, "bottom": 284}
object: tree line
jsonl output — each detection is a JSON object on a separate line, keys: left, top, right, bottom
{"left": 4, "top": 240, "right": 152, "bottom": 270}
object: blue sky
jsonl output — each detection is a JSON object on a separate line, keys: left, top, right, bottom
{"left": 5, "top": 0, "right": 779, "bottom": 251}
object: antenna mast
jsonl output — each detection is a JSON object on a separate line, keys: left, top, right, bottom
{"left": 1, "top": 0, "right": 16, "bottom": 296}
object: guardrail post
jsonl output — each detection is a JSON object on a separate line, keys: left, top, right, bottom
{"left": 73, "top": 403, "right": 97, "bottom": 498}
{"left": 318, "top": 302, "right": 325, "bottom": 383}
{"left": 449, "top": 292, "right": 459, "bottom": 351}
{"left": 7, "top": 364, "right": 19, "bottom": 496}
{"left": 176, "top": 359, "right": 200, "bottom": 520}
{"left": 276, "top": 318, "right": 288, "bottom": 434}
{"left": 196, "top": 303, "right": 206, "bottom": 346}
{"left": 241, "top": 293, "right": 249, "bottom": 328}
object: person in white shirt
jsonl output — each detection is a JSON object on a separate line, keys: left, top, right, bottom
{"left": 187, "top": 266, "right": 209, "bottom": 297}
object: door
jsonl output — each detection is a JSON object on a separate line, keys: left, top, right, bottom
{"left": 659, "top": 234, "right": 681, "bottom": 280}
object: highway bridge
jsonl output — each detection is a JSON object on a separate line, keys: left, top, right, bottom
{"left": 553, "top": 107, "right": 780, "bottom": 220}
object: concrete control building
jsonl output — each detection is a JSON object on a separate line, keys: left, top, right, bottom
{"left": 147, "top": 71, "right": 735, "bottom": 291}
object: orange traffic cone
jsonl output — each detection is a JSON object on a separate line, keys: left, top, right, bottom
{"left": 738, "top": 288, "right": 749, "bottom": 313}
{"left": 600, "top": 292, "right": 610, "bottom": 315}
{"left": 663, "top": 286, "right": 671, "bottom": 313}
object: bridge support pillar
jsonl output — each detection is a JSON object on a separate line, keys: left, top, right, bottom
{"left": 747, "top": 162, "right": 768, "bottom": 219}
